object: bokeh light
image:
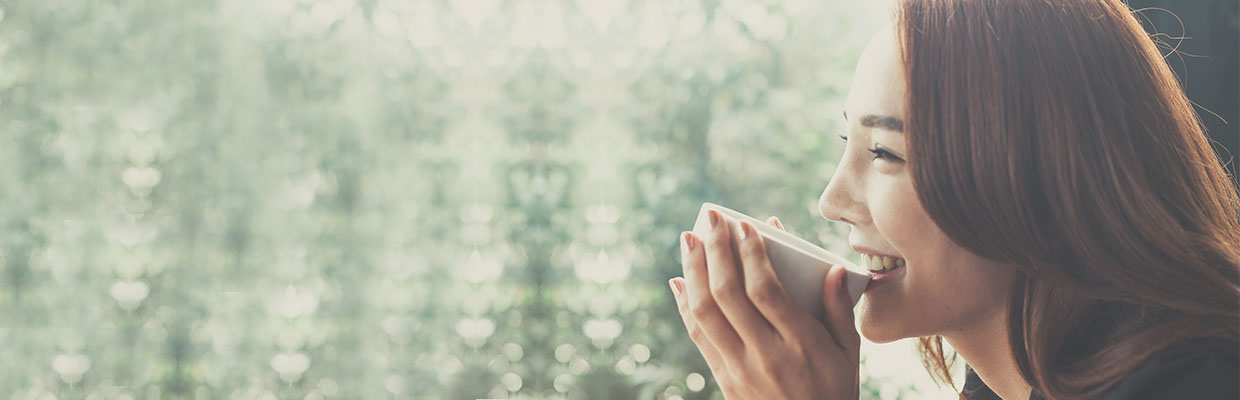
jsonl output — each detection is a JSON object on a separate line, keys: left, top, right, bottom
{"left": 0, "top": 0, "right": 964, "bottom": 398}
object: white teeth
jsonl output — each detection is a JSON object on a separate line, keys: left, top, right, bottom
{"left": 862, "top": 254, "right": 905, "bottom": 272}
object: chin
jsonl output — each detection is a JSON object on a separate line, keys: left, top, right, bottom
{"left": 858, "top": 323, "right": 906, "bottom": 344}
{"left": 856, "top": 300, "right": 909, "bottom": 343}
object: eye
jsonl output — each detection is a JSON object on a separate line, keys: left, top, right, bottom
{"left": 839, "top": 136, "right": 904, "bottom": 162}
{"left": 868, "top": 146, "right": 903, "bottom": 162}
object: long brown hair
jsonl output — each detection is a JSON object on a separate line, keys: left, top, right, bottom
{"left": 892, "top": 0, "right": 1240, "bottom": 399}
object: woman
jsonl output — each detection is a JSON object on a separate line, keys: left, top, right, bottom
{"left": 668, "top": 0, "right": 1240, "bottom": 399}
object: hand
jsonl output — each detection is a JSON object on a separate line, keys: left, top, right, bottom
{"left": 670, "top": 212, "right": 861, "bottom": 400}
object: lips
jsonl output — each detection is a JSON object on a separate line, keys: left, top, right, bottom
{"left": 866, "top": 262, "right": 906, "bottom": 285}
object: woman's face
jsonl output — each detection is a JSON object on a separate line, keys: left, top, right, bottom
{"left": 820, "top": 28, "right": 1016, "bottom": 343}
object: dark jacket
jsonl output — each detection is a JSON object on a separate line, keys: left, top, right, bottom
{"left": 962, "top": 337, "right": 1239, "bottom": 400}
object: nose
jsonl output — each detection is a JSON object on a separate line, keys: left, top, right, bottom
{"left": 819, "top": 154, "right": 866, "bottom": 226}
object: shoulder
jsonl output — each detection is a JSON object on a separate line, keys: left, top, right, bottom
{"left": 1097, "top": 337, "right": 1239, "bottom": 400}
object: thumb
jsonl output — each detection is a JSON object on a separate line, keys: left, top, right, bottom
{"left": 821, "top": 264, "right": 862, "bottom": 356}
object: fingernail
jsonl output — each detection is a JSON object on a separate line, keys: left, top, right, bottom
{"left": 682, "top": 232, "right": 696, "bottom": 252}
{"left": 738, "top": 221, "right": 751, "bottom": 240}
{"left": 669, "top": 278, "right": 681, "bottom": 296}
{"left": 708, "top": 210, "right": 719, "bottom": 229}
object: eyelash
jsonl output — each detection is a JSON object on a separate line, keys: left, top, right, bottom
{"left": 837, "top": 135, "right": 904, "bottom": 162}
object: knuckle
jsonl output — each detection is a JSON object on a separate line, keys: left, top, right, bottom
{"left": 689, "top": 296, "right": 717, "bottom": 319}
{"left": 746, "top": 277, "right": 781, "bottom": 305}
{"left": 757, "top": 358, "right": 783, "bottom": 377}
{"left": 676, "top": 295, "right": 691, "bottom": 312}
{"left": 710, "top": 282, "right": 743, "bottom": 305}
{"left": 783, "top": 338, "right": 808, "bottom": 361}
{"left": 738, "top": 236, "right": 762, "bottom": 255}
{"left": 688, "top": 325, "right": 710, "bottom": 343}
{"left": 753, "top": 361, "right": 773, "bottom": 378}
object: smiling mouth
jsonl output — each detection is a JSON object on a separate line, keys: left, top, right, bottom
{"left": 861, "top": 253, "right": 906, "bottom": 273}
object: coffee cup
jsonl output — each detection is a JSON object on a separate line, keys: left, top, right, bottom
{"left": 690, "top": 202, "right": 870, "bottom": 322}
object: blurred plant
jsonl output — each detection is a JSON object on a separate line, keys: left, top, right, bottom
{"left": 0, "top": 0, "right": 937, "bottom": 399}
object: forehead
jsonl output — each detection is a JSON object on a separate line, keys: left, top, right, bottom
{"left": 844, "top": 27, "right": 907, "bottom": 120}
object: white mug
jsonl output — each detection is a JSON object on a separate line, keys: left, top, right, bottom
{"left": 690, "top": 202, "right": 870, "bottom": 323}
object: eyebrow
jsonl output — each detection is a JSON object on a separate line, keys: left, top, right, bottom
{"left": 842, "top": 110, "right": 904, "bottom": 133}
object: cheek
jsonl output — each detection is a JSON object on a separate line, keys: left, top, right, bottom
{"left": 859, "top": 177, "right": 1012, "bottom": 339}
{"left": 869, "top": 177, "right": 930, "bottom": 247}
{"left": 857, "top": 242, "right": 1011, "bottom": 341}
{"left": 855, "top": 179, "right": 942, "bottom": 341}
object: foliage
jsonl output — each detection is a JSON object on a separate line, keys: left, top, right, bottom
{"left": 0, "top": 0, "right": 936, "bottom": 399}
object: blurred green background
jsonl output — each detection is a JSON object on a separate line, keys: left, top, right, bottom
{"left": 6, "top": 0, "right": 1180, "bottom": 399}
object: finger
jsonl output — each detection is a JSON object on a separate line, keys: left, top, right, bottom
{"left": 699, "top": 210, "right": 770, "bottom": 350}
{"left": 821, "top": 264, "right": 862, "bottom": 363}
{"left": 670, "top": 277, "right": 728, "bottom": 373}
{"left": 682, "top": 228, "right": 745, "bottom": 361}
{"left": 681, "top": 232, "right": 739, "bottom": 369}
{"left": 736, "top": 220, "right": 815, "bottom": 338}
{"left": 766, "top": 216, "right": 785, "bottom": 231}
